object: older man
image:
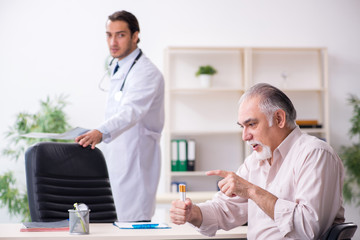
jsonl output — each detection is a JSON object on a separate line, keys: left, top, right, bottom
{"left": 170, "top": 83, "right": 344, "bottom": 239}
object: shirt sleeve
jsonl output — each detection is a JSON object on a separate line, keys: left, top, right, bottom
{"left": 274, "top": 147, "right": 344, "bottom": 239}
{"left": 191, "top": 164, "right": 250, "bottom": 236}
{"left": 196, "top": 193, "right": 248, "bottom": 237}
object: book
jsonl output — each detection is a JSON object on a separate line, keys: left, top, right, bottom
{"left": 171, "top": 139, "right": 196, "bottom": 172}
{"left": 296, "top": 120, "right": 322, "bottom": 128}
{"left": 171, "top": 140, "right": 178, "bottom": 171}
{"left": 170, "top": 181, "right": 187, "bottom": 193}
{"left": 178, "top": 140, "right": 187, "bottom": 171}
{"left": 113, "top": 221, "right": 170, "bottom": 229}
{"left": 296, "top": 120, "right": 318, "bottom": 125}
{"left": 298, "top": 124, "right": 322, "bottom": 128}
{"left": 187, "top": 139, "right": 196, "bottom": 171}
{"left": 20, "top": 219, "right": 69, "bottom": 232}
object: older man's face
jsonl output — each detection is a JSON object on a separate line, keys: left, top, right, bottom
{"left": 237, "top": 96, "right": 276, "bottom": 159}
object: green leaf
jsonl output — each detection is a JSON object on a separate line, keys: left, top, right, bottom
{"left": 1, "top": 94, "right": 72, "bottom": 221}
{"left": 340, "top": 94, "right": 360, "bottom": 208}
{"left": 195, "top": 65, "right": 217, "bottom": 76}
{"left": 0, "top": 171, "right": 30, "bottom": 221}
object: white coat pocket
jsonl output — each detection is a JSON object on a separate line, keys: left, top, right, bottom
{"left": 143, "top": 128, "right": 161, "bottom": 142}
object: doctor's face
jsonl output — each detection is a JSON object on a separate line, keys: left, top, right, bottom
{"left": 106, "top": 20, "right": 139, "bottom": 60}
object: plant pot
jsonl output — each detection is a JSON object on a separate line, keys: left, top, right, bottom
{"left": 199, "top": 74, "right": 212, "bottom": 88}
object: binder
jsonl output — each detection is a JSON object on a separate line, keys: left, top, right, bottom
{"left": 171, "top": 140, "right": 178, "bottom": 171}
{"left": 170, "top": 181, "right": 187, "bottom": 192}
{"left": 187, "top": 139, "right": 195, "bottom": 171}
{"left": 178, "top": 140, "right": 187, "bottom": 171}
{"left": 171, "top": 181, "right": 178, "bottom": 192}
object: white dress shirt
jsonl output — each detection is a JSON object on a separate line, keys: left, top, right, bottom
{"left": 195, "top": 127, "right": 345, "bottom": 240}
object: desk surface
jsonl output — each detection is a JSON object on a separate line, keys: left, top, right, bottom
{"left": 0, "top": 223, "right": 247, "bottom": 240}
{"left": 156, "top": 192, "right": 216, "bottom": 204}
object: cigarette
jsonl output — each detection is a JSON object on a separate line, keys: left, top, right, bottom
{"left": 179, "top": 184, "right": 186, "bottom": 202}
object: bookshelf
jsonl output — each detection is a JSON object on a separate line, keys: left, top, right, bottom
{"left": 163, "top": 46, "right": 329, "bottom": 194}
{"left": 248, "top": 47, "right": 329, "bottom": 143}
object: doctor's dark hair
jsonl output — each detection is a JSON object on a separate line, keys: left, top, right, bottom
{"left": 239, "top": 83, "right": 297, "bottom": 128}
{"left": 108, "top": 10, "right": 140, "bottom": 43}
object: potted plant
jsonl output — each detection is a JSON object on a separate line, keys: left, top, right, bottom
{"left": 340, "top": 94, "right": 360, "bottom": 207}
{"left": 0, "top": 95, "right": 72, "bottom": 221}
{"left": 195, "top": 65, "right": 217, "bottom": 88}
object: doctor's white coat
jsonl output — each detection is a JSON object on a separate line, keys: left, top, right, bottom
{"left": 97, "top": 49, "right": 164, "bottom": 221}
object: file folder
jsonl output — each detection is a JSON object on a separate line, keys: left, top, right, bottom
{"left": 187, "top": 139, "right": 195, "bottom": 171}
{"left": 178, "top": 140, "right": 187, "bottom": 171}
{"left": 171, "top": 140, "right": 178, "bottom": 171}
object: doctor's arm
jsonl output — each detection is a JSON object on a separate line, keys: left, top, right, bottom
{"left": 75, "top": 129, "right": 103, "bottom": 149}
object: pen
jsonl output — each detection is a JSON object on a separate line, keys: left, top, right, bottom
{"left": 179, "top": 184, "right": 186, "bottom": 202}
{"left": 132, "top": 224, "right": 159, "bottom": 229}
{"left": 73, "top": 203, "right": 87, "bottom": 233}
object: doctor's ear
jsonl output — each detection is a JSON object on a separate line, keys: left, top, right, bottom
{"left": 132, "top": 31, "right": 139, "bottom": 44}
{"left": 274, "top": 109, "right": 286, "bottom": 128}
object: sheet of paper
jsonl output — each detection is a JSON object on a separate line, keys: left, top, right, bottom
{"left": 21, "top": 127, "right": 89, "bottom": 140}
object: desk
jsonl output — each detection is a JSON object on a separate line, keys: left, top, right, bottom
{"left": 0, "top": 223, "right": 247, "bottom": 240}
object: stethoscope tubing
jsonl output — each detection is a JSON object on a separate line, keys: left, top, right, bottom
{"left": 98, "top": 49, "right": 142, "bottom": 92}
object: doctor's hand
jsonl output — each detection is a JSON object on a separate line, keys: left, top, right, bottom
{"left": 170, "top": 198, "right": 202, "bottom": 228}
{"left": 207, "top": 170, "right": 254, "bottom": 199}
{"left": 75, "top": 129, "right": 102, "bottom": 149}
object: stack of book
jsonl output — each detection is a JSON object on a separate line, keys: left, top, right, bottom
{"left": 21, "top": 220, "right": 69, "bottom": 232}
{"left": 296, "top": 120, "right": 322, "bottom": 128}
{"left": 171, "top": 139, "right": 195, "bottom": 172}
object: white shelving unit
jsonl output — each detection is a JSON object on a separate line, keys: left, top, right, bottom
{"left": 248, "top": 47, "right": 329, "bottom": 143}
{"left": 163, "top": 46, "right": 329, "bottom": 196}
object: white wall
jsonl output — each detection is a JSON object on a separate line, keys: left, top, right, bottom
{"left": 1, "top": 0, "right": 359, "bottom": 237}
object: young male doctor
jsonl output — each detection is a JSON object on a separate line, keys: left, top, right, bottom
{"left": 76, "top": 10, "right": 164, "bottom": 222}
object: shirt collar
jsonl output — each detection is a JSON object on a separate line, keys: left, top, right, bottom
{"left": 274, "top": 126, "right": 302, "bottom": 160}
{"left": 256, "top": 126, "right": 302, "bottom": 167}
{"left": 116, "top": 48, "right": 140, "bottom": 69}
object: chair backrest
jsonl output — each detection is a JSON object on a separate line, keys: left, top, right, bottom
{"left": 25, "top": 142, "right": 117, "bottom": 223}
{"left": 320, "top": 222, "right": 357, "bottom": 240}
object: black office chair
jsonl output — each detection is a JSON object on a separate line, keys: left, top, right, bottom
{"left": 320, "top": 222, "right": 357, "bottom": 240}
{"left": 25, "top": 142, "right": 117, "bottom": 223}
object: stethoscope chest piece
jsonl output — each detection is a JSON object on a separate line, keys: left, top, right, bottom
{"left": 114, "top": 91, "right": 123, "bottom": 102}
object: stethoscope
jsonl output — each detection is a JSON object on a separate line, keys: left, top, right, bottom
{"left": 98, "top": 49, "right": 143, "bottom": 101}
